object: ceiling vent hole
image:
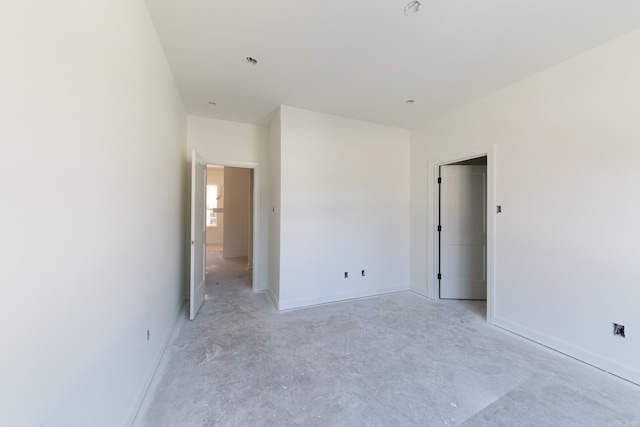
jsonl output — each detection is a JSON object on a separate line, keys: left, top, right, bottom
{"left": 404, "top": 1, "right": 421, "bottom": 16}
{"left": 246, "top": 57, "right": 258, "bottom": 65}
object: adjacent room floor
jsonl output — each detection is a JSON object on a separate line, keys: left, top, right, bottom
{"left": 134, "top": 252, "right": 640, "bottom": 426}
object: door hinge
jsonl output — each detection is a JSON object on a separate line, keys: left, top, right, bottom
{"left": 437, "top": 273, "right": 442, "bottom": 280}
{"left": 437, "top": 177, "right": 442, "bottom": 184}
{"left": 437, "top": 225, "right": 442, "bottom": 232}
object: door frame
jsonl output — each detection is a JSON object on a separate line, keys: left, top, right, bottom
{"left": 426, "top": 145, "right": 496, "bottom": 323}
{"left": 438, "top": 163, "right": 488, "bottom": 300}
{"left": 200, "top": 159, "right": 262, "bottom": 293}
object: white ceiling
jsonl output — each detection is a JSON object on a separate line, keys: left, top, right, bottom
{"left": 144, "top": 0, "right": 640, "bottom": 129}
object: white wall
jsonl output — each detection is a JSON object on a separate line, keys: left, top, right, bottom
{"left": 0, "top": 1, "right": 187, "bottom": 426}
{"left": 410, "top": 28, "right": 640, "bottom": 384}
{"left": 206, "top": 167, "right": 224, "bottom": 245}
{"left": 275, "top": 106, "right": 411, "bottom": 309}
{"left": 223, "top": 167, "right": 250, "bottom": 258}
{"left": 187, "top": 116, "right": 269, "bottom": 291}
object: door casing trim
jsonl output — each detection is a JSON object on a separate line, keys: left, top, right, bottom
{"left": 426, "top": 145, "right": 496, "bottom": 324}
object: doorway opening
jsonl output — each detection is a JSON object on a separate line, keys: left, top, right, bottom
{"left": 427, "top": 146, "right": 496, "bottom": 323}
{"left": 205, "top": 165, "right": 254, "bottom": 293}
{"left": 437, "top": 157, "right": 487, "bottom": 301}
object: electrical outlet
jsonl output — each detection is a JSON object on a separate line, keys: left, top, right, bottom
{"left": 147, "top": 328, "right": 151, "bottom": 341}
{"left": 613, "top": 323, "right": 625, "bottom": 338}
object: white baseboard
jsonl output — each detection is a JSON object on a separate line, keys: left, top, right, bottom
{"left": 222, "top": 251, "right": 248, "bottom": 259}
{"left": 494, "top": 316, "right": 640, "bottom": 386}
{"left": 267, "top": 287, "right": 279, "bottom": 309}
{"left": 254, "top": 281, "right": 268, "bottom": 293}
{"left": 277, "top": 285, "right": 408, "bottom": 311}
{"left": 127, "top": 301, "right": 187, "bottom": 426}
{"left": 410, "top": 286, "right": 432, "bottom": 299}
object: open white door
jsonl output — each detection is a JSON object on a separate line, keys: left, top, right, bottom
{"left": 439, "top": 165, "right": 487, "bottom": 299}
{"left": 190, "top": 150, "right": 207, "bottom": 320}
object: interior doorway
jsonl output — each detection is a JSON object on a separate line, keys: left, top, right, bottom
{"left": 205, "top": 165, "right": 253, "bottom": 291}
{"left": 426, "top": 145, "right": 496, "bottom": 323}
{"left": 437, "top": 157, "right": 487, "bottom": 300}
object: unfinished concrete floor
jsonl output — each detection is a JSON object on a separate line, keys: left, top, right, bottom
{"left": 134, "top": 251, "right": 640, "bottom": 426}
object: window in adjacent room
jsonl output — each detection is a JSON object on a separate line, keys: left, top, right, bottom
{"left": 206, "top": 185, "right": 220, "bottom": 227}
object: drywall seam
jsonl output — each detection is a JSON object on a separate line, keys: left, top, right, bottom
{"left": 494, "top": 316, "right": 640, "bottom": 386}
